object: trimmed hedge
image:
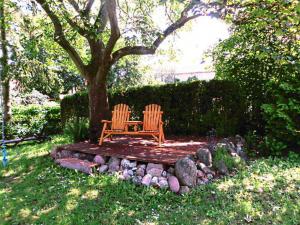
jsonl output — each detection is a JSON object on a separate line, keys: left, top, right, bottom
{"left": 1, "top": 105, "right": 62, "bottom": 139}
{"left": 61, "top": 80, "right": 248, "bottom": 136}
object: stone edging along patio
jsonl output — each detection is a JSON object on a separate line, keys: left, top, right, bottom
{"left": 50, "top": 136, "right": 247, "bottom": 194}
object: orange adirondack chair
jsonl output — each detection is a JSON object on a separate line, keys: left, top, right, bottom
{"left": 98, "top": 104, "right": 130, "bottom": 145}
{"left": 139, "top": 104, "right": 165, "bottom": 146}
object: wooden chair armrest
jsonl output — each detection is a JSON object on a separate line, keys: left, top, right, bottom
{"left": 101, "top": 120, "right": 112, "bottom": 123}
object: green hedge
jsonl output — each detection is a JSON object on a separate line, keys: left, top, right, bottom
{"left": 1, "top": 105, "right": 62, "bottom": 139}
{"left": 61, "top": 80, "right": 248, "bottom": 136}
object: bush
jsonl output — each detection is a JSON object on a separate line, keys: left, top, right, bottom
{"left": 1, "top": 104, "right": 62, "bottom": 139}
{"left": 61, "top": 80, "right": 248, "bottom": 136}
{"left": 261, "top": 79, "right": 300, "bottom": 156}
{"left": 64, "top": 117, "right": 89, "bottom": 142}
{"left": 213, "top": 147, "right": 246, "bottom": 171}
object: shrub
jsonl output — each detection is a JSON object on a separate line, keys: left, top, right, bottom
{"left": 64, "top": 117, "right": 89, "bottom": 143}
{"left": 261, "top": 79, "right": 300, "bottom": 156}
{"left": 61, "top": 80, "right": 248, "bottom": 136}
{"left": 0, "top": 104, "right": 62, "bottom": 139}
{"left": 213, "top": 147, "right": 246, "bottom": 171}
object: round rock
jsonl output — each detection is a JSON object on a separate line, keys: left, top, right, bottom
{"left": 175, "top": 157, "right": 197, "bottom": 187}
{"left": 196, "top": 148, "right": 212, "bottom": 167}
{"left": 168, "top": 176, "right": 180, "bottom": 193}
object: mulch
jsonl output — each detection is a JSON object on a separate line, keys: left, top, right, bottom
{"left": 58, "top": 136, "right": 209, "bottom": 165}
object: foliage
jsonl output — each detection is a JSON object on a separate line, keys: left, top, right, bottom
{"left": 213, "top": 147, "right": 246, "bottom": 171}
{"left": 211, "top": 0, "right": 300, "bottom": 133}
{"left": 0, "top": 135, "right": 299, "bottom": 224}
{"left": 0, "top": 105, "right": 61, "bottom": 139}
{"left": 261, "top": 78, "right": 300, "bottom": 156}
{"left": 61, "top": 80, "right": 248, "bottom": 136}
{"left": 64, "top": 117, "right": 89, "bottom": 143}
{"left": 107, "top": 56, "right": 146, "bottom": 92}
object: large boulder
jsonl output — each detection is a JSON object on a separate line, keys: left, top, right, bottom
{"left": 196, "top": 148, "right": 212, "bottom": 167}
{"left": 175, "top": 157, "right": 197, "bottom": 187}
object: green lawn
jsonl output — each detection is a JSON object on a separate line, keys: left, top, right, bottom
{"left": 0, "top": 135, "right": 299, "bottom": 225}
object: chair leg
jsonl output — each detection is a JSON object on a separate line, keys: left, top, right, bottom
{"left": 110, "top": 135, "right": 113, "bottom": 141}
{"left": 158, "top": 133, "right": 162, "bottom": 146}
{"left": 99, "top": 123, "right": 107, "bottom": 145}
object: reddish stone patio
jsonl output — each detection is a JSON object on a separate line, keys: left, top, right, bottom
{"left": 59, "top": 136, "right": 208, "bottom": 165}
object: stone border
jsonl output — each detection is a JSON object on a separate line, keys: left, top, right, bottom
{"left": 51, "top": 135, "right": 247, "bottom": 194}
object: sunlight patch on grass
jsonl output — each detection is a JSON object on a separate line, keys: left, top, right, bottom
{"left": 83, "top": 189, "right": 99, "bottom": 200}
{"left": 66, "top": 199, "right": 78, "bottom": 211}
{"left": 217, "top": 179, "right": 235, "bottom": 191}
{"left": 67, "top": 188, "right": 81, "bottom": 197}
{"left": 18, "top": 208, "right": 31, "bottom": 219}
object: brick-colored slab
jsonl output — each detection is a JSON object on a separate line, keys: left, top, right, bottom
{"left": 59, "top": 136, "right": 208, "bottom": 165}
{"left": 56, "top": 158, "right": 98, "bottom": 174}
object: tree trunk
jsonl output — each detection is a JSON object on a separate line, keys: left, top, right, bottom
{"left": 0, "top": 0, "right": 11, "bottom": 123}
{"left": 1, "top": 80, "right": 11, "bottom": 122}
{"left": 87, "top": 75, "right": 110, "bottom": 143}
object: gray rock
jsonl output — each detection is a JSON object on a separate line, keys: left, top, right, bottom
{"left": 197, "top": 178, "right": 205, "bottom": 185}
{"left": 161, "top": 171, "right": 167, "bottom": 177}
{"left": 99, "top": 165, "right": 108, "bottom": 173}
{"left": 158, "top": 177, "right": 167, "bottom": 182}
{"left": 137, "top": 164, "right": 146, "bottom": 170}
{"left": 93, "top": 155, "right": 106, "bottom": 165}
{"left": 207, "top": 174, "right": 214, "bottom": 180}
{"left": 130, "top": 161, "right": 137, "bottom": 168}
{"left": 175, "top": 157, "right": 197, "bottom": 187}
{"left": 60, "top": 150, "right": 74, "bottom": 158}
{"left": 196, "top": 148, "right": 212, "bottom": 167}
{"left": 239, "top": 151, "right": 248, "bottom": 161}
{"left": 197, "top": 170, "right": 205, "bottom": 178}
{"left": 132, "top": 176, "right": 143, "bottom": 185}
{"left": 198, "top": 162, "right": 207, "bottom": 170}
{"left": 120, "top": 159, "right": 131, "bottom": 169}
{"left": 136, "top": 167, "right": 145, "bottom": 177}
{"left": 158, "top": 179, "right": 169, "bottom": 189}
{"left": 122, "top": 169, "right": 132, "bottom": 180}
{"left": 127, "top": 169, "right": 134, "bottom": 176}
{"left": 151, "top": 177, "right": 159, "bottom": 187}
{"left": 179, "top": 186, "right": 190, "bottom": 195}
{"left": 167, "top": 167, "right": 175, "bottom": 175}
{"left": 141, "top": 174, "right": 152, "bottom": 186}
{"left": 216, "top": 160, "right": 229, "bottom": 175}
{"left": 146, "top": 163, "right": 164, "bottom": 177}
{"left": 168, "top": 176, "right": 180, "bottom": 193}
{"left": 108, "top": 157, "right": 120, "bottom": 172}
{"left": 201, "top": 165, "right": 216, "bottom": 176}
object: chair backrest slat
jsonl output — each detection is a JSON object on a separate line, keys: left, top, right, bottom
{"left": 111, "top": 104, "right": 130, "bottom": 130}
{"left": 143, "top": 104, "right": 162, "bottom": 131}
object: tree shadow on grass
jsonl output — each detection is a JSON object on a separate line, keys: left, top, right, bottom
{"left": 1, "top": 152, "right": 300, "bottom": 225}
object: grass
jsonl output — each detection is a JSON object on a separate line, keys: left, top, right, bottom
{"left": 0, "top": 135, "right": 299, "bottom": 225}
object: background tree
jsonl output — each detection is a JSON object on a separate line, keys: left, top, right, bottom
{"left": 0, "top": 0, "right": 10, "bottom": 122}
{"left": 211, "top": 0, "right": 300, "bottom": 132}
{"left": 32, "top": 0, "right": 225, "bottom": 142}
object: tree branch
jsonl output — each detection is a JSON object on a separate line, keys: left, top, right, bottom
{"left": 105, "top": 0, "right": 120, "bottom": 58}
{"left": 82, "top": 0, "right": 95, "bottom": 16}
{"left": 111, "top": 1, "right": 221, "bottom": 64}
{"left": 67, "top": 0, "right": 80, "bottom": 13}
{"left": 35, "top": 0, "right": 86, "bottom": 76}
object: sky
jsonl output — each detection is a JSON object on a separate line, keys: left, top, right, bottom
{"left": 144, "top": 16, "right": 230, "bottom": 75}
